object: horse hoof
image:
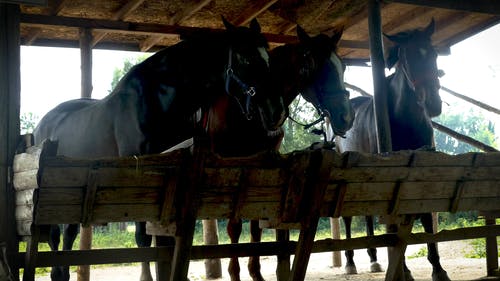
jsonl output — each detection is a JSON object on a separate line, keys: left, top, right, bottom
{"left": 370, "top": 262, "right": 383, "bottom": 272}
{"left": 345, "top": 265, "right": 358, "bottom": 274}
{"left": 432, "top": 270, "right": 451, "bottom": 281}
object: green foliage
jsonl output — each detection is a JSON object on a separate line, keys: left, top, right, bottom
{"left": 280, "top": 96, "right": 324, "bottom": 153}
{"left": 408, "top": 246, "right": 427, "bottom": 259}
{"left": 434, "top": 108, "right": 498, "bottom": 154}
{"left": 108, "top": 54, "right": 150, "bottom": 93}
{"left": 20, "top": 112, "right": 39, "bottom": 134}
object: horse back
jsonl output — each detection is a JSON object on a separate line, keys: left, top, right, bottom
{"left": 336, "top": 96, "right": 378, "bottom": 153}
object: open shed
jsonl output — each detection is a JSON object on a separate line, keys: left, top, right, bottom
{"left": 1, "top": 1, "right": 500, "bottom": 281}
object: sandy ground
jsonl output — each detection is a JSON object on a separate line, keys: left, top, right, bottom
{"left": 34, "top": 240, "right": 497, "bottom": 281}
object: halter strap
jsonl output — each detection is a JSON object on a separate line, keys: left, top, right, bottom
{"left": 225, "top": 48, "right": 257, "bottom": 120}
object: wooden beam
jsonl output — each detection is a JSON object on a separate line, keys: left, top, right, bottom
{"left": 23, "top": 0, "right": 68, "bottom": 46}
{"left": 368, "top": 0, "right": 392, "bottom": 153}
{"left": 20, "top": 13, "right": 299, "bottom": 44}
{"left": 0, "top": 3, "right": 21, "bottom": 280}
{"left": 432, "top": 121, "right": 499, "bottom": 152}
{"left": 79, "top": 28, "right": 93, "bottom": 98}
{"left": 139, "top": 0, "right": 212, "bottom": 52}
{"left": 388, "top": 0, "right": 500, "bottom": 15}
{"left": 230, "top": 0, "right": 278, "bottom": 26}
{"left": 91, "top": 0, "right": 146, "bottom": 46}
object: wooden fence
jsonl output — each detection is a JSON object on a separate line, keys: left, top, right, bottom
{"left": 13, "top": 137, "right": 500, "bottom": 281}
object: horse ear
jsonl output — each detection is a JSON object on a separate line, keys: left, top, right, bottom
{"left": 222, "top": 16, "right": 235, "bottom": 31}
{"left": 384, "top": 32, "right": 407, "bottom": 44}
{"left": 423, "top": 18, "right": 436, "bottom": 38}
{"left": 296, "top": 25, "right": 310, "bottom": 43}
{"left": 330, "top": 25, "right": 344, "bottom": 46}
{"left": 249, "top": 18, "right": 261, "bottom": 33}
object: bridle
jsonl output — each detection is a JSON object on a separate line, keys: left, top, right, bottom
{"left": 397, "top": 46, "right": 442, "bottom": 93}
{"left": 290, "top": 56, "right": 350, "bottom": 138}
{"left": 224, "top": 47, "right": 258, "bottom": 120}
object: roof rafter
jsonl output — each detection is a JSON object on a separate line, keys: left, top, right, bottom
{"left": 20, "top": 13, "right": 367, "bottom": 50}
{"left": 91, "top": 0, "right": 146, "bottom": 47}
{"left": 230, "top": 0, "right": 278, "bottom": 26}
{"left": 23, "top": 0, "right": 68, "bottom": 45}
{"left": 140, "top": 0, "right": 213, "bottom": 52}
{"left": 388, "top": 0, "right": 500, "bottom": 15}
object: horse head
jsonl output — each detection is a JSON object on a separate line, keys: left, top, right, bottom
{"left": 293, "top": 25, "right": 355, "bottom": 137}
{"left": 385, "top": 19, "right": 443, "bottom": 118}
{"left": 221, "top": 17, "right": 287, "bottom": 134}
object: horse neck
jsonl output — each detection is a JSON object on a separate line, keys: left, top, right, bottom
{"left": 387, "top": 66, "right": 435, "bottom": 149}
{"left": 270, "top": 45, "right": 302, "bottom": 107}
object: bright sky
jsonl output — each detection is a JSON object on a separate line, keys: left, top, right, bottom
{"left": 20, "top": 23, "right": 500, "bottom": 139}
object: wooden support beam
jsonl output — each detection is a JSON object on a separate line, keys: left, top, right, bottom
{"left": 79, "top": 28, "right": 93, "bottom": 98}
{"left": 91, "top": 0, "right": 146, "bottom": 46}
{"left": 140, "top": 0, "right": 212, "bottom": 52}
{"left": 0, "top": 3, "right": 21, "bottom": 280}
{"left": 368, "top": 0, "right": 392, "bottom": 153}
{"left": 23, "top": 0, "right": 68, "bottom": 46}
{"left": 388, "top": 0, "right": 500, "bottom": 15}
{"left": 231, "top": 0, "right": 278, "bottom": 26}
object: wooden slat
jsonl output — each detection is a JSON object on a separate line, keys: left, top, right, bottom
{"left": 388, "top": 0, "right": 500, "bottom": 15}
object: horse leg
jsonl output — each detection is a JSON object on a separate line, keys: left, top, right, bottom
{"left": 227, "top": 218, "right": 242, "bottom": 281}
{"left": 421, "top": 214, "right": 450, "bottom": 281}
{"left": 135, "top": 221, "right": 153, "bottom": 281}
{"left": 366, "top": 216, "right": 383, "bottom": 272}
{"left": 48, "top": 225, "right": 63, "bottom": 281}
{"left": 248, "top": 220, "right": 265, "bottom": 281}
{"left": 60, "top": 224, "right": 79, "bottom": 281}
{"left": 343, "top": 216, "right": 357, "bottom": 274}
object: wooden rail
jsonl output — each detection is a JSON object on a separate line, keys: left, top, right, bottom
{"left": 13, "top": 138, "right": 500, "bottom": 281}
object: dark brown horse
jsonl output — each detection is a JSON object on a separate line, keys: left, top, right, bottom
{"left": 33, "top": 18, "right": 285, "bottom": 281}
{"left": 335, "top": 20, "right": 449, "bottom": 281}
{"left": 205, "top": 25, "right": 354, "bottom": 281}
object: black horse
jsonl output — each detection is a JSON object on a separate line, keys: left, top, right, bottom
{"left": 33, "top": 18, "right": 286, "bottom": 281}
{"left": 205, "top": 25, "right": 354, "bottom": 281}
{"left": 335, "top": 20, "right": 449, "bottom": 281}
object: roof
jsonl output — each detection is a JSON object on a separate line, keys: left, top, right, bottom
{"left": 19, "top": 0, "right": 500, "bottom": 64}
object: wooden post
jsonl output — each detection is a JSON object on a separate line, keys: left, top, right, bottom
{"left": 330, "top": 217, "right": 342, "bottom": 267}
{"left": 80, "top": 28, "right": 93, "bottom": 98}
{"left": 368, "top": 0, "right": 391, "bottom": 153}
{"left": 202, "top": 219, "right": 222, "bottom": 279}
{"left": 0, "top": 3, "right": 21, "bottom": 280}
{"left": 484, "top": 216, "right": 499, "bottom": 277}
{"left": 77, "top": 27, "right": 93, "bottom": 281}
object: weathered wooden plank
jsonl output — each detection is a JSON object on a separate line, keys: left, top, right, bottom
{"left": 96, "top": 167, "right": 168, "bottom": 187}
{"left": 95, "top": 186, "right": 163, "bottom": 204}
{"left": 37, "top": 188, "right": 82, "bottom": 205}
{"left": 35, "top": 205, "right": 81, "bottom": 224}
{"left": 39, "top": 166, "right": 89, "bottom": 187}
{"left": 411, "top": 150, "right": 476, "bottom": 166}
{"left": 91, "top": 204, "right": 161, "bottom": 223}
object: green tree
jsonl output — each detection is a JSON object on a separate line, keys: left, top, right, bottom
{"left": 280, "top": 96, "right": 324, "bottom": 153}
{"left": 433, "top": 108, "right": 497, "bottom": 154}
{"left": 20, "top": 112, "right": 39, "bottom": 134}
{"left": 108, "top": 54, "right": 149, "bottom": 93}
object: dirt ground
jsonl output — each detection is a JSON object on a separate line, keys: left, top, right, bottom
{"left": 35, "top": 240, "right": 498, "bottom": 281}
